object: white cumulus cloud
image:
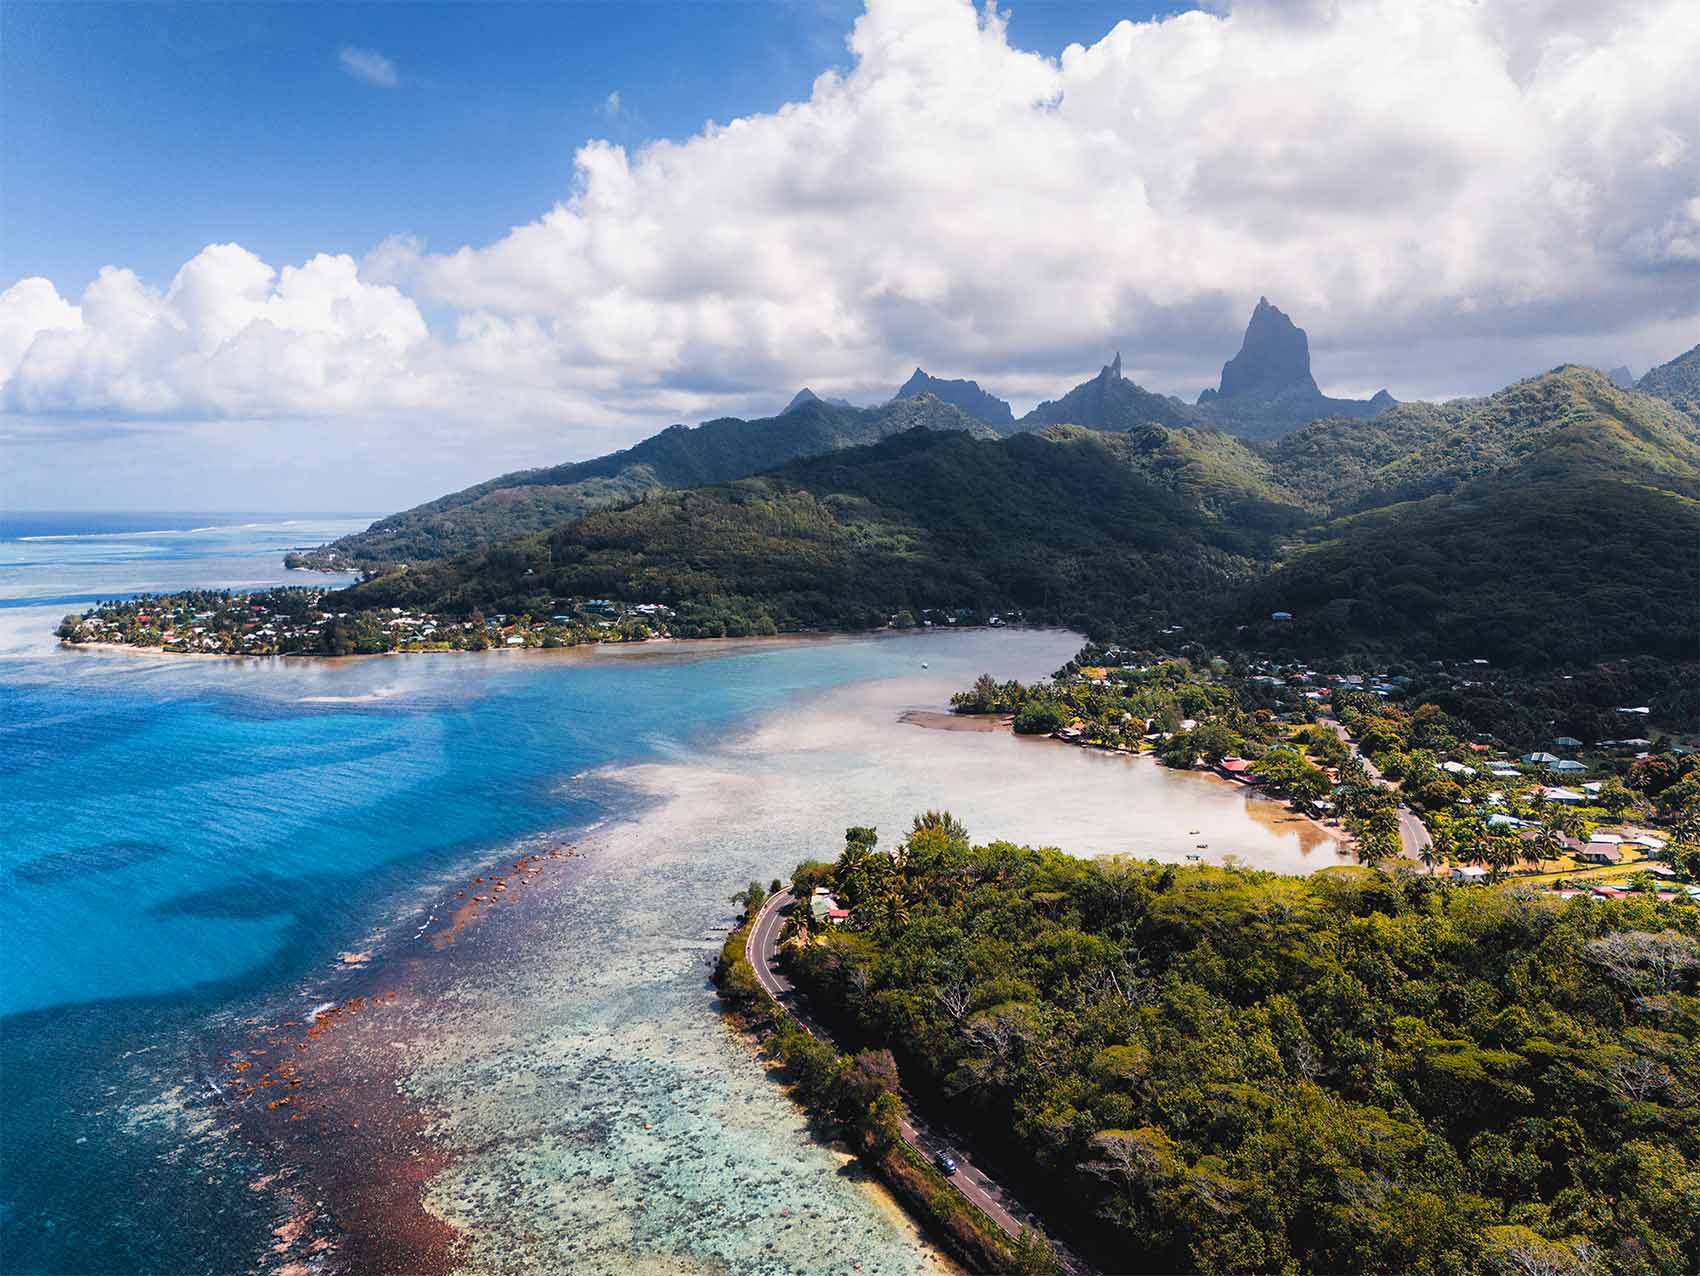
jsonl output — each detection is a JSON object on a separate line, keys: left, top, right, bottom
{"left": 399, "top": 0, "right": 1700, "bottom": 402}
{"left": 4, "top": 0, "right": 1698, "bottom": 508}
{"left": 338, "top": 45, "right": 398, "bottom": 87}
{"left": 3, "top": 246, "right": 431, "bottom": 417}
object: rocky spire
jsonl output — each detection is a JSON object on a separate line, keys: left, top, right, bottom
{"left": 1214, "top": 297, "right": 1318, "bottom": 399}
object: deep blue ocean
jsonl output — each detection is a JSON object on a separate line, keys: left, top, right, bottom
{"left": 0, "top": 512, "right": 1086, "bottom": 1274}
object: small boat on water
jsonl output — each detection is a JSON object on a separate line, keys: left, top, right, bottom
{"left": 1196, "top": 842, "right": 1209, "bottom": 848}
{"left": 921, "top": 662, "right": 929, "bottom": 668}
{"left": 1188, "top": 828, "right": 1200, "bottom": 835}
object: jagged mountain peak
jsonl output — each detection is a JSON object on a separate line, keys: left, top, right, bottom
{"left": 1188, "top": 298, "right": 1396, "bottom": 439}
{"left": 1019, "top": 353, "right": 1196, "bottom": 432}
{"left": 1215, "top": 297, "right": 1318, "bottom": 400}
{"left": 891, "top": 367, "right": 1015, "bottom": 428}
{"left": 785, "top": 387, "right": 855, "bottom": 413}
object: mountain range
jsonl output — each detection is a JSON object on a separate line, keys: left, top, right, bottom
{"left": 288, "top": 392, "right": 997, "bottom": 568}
{"left": 1019, "top": 352, "right": 1199, "bottom": 432}
{"left": 889, "top": 369, "right": 1015, "bottom": 428}
{"left": 301, "top": 303, "right": 1699, "bottom": 675}
{"left": 300, "top": 298, "right": 1405, "bottom": 568}
{"left": 333, "top": 359, "right": 1698, "bottom": 672}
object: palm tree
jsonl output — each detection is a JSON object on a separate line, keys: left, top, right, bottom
{"left": 876, "top": 888, "right": 911, "bottom": 934}
{"left": 1530, "top": 821, "right": 1564, "bottom": 869}
{"left": 912, "top": 810, "right": 970, "bottom": 842}
{"left": 1481, "top": 833, "right": 1520, "bottom": 882}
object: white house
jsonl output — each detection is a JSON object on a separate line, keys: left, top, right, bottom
{"left": 1550, "top": 759, "right": 1588, "bottom": 774}
{"left": 1540, "top": 787, "right": 1586, "bottom": 804}
{"left": 1451, "top": 865, "right": 1490, "bottom": 882}
{"left": 1553, "top": 736, "right": 1584, "bottom": 749}
{"left": 1523, "top": 751, "right": 1560, "bottom": 764}
{"left": 1441, "top": 760, "right": 1477, "bottom": 778}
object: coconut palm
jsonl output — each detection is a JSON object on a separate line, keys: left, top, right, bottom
{"left": 1481, "top": 833, "right": 1520, "bottom": 882}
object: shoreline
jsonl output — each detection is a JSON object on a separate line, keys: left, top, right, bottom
{"left": 906, "top": 710, "right": 1355, "bottom": 860}
{"left": 58, "top": 624, "right": 1059, "bottom": 665}
{"left": 199, "top": 637, "right": 1329, "bottom": 1273}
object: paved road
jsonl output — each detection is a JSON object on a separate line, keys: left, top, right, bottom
{"left": 1324, "top": 717, "right": 1433, "bottom": 859}
{"left": 1398, "top": 805, "right": 1433, "bottom": 858}
{"left": 745, "top": 890, "right": 1074, "bottom": 1258}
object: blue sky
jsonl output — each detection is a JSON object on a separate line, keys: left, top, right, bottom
{"left": 4, "top": 1, "right": 1181, "bottom": 295}
{"left": 3, "top": 0, "right": 1695, "bottom": 512}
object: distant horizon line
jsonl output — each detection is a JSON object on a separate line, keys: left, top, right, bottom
{"left": 2, "top": 508, "right": 381, "bottom": 516}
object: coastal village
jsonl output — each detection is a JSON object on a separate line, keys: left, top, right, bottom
{"left": 57, "top": 590, "right": 1700, "bottom": 901}
{"left": 953, "top": 647, "right": 1700, "bottom": 906}
{"left": 57, "top": 588, "right": 678, "bottom": 656}
{"left": 56, "top": 588, "right": 1019, "bottom": 658}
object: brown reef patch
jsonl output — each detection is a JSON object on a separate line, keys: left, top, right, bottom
{"left": 216, "top": 840, "right": 586, "bottom": 1275}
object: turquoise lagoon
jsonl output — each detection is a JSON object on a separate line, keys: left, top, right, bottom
{"left": 0, "top": 515, "right": 1348, "bottom": 1274}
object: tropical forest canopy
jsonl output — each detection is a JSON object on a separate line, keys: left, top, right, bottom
{"left": 782, "top": 820, "right": 1700, "bottom": 1276}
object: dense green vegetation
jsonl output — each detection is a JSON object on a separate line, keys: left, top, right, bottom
{"left": 1267, "top": 364, "right": 1699, "bottom": 516}
{"left": 334, "top": 427, "right": 1280, "bottom": 634}
{"left": 1232, "top": 367, "right": 1700, "bottom": 667}
{"left": 780, "top": 819, "right": 1700, "bottom": 1275}
{"left": 1081, "top": 425, "right": 1308, "bottom": 530}
{"left": 1636, "top": 344, "right": 1700, "bottom": 418}
{"left": 715, "top": 898, "right": 1060, "bottom": 1275}
{"left": 1233, "top": 476, "right": 1697, "bottom": 668}
{"left": 293, "top": 394, "right": 998, "bottom": 567}
{"left": 319, "top": 366, "right": 1697, "bottom": 687}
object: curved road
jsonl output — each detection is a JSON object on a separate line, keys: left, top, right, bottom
{"left": 746, "top": 890, "right": 1081, "bottom": 1265}
{"left": 1324, "top": 716, "right": 1432, "bottom": 859}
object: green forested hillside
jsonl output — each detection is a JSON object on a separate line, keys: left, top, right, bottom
{"left": 1232, "top": 478, "right": 1699, "bottom": 666}
{"left": 335, "top": 427, "right": 1281, "bottom": 634}
{"left": 1268, "top": 366, "right": 1699, "bottom": 515}
{"left": 1019, "top": 355, "right": 1200, "bottom": 431}
{"left": 784, "top": 824, "right": 1700, "bottom": 1276}
{"left": 1059, "top": 424, "right": 1307, "bottom": 529}
{"left": 327, "top": 367, "right": 1698, "bottom": 669}
{"left": 295, "top": 394, "right": 996, "bottom": 566}
{"left": 1231, "top": 368, "right": 1700, "bottom": 665}
{"left": 1638, "top": 344, "right": 1700, "bottom": 417}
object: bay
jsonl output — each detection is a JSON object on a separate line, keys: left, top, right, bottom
{"left": 0, "top": 515, "right": 1347, "bottom": 1274}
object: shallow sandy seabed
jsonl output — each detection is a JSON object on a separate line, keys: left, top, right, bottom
{"left": 374, "top": 644, "right": 1350, "bottom": 1273}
